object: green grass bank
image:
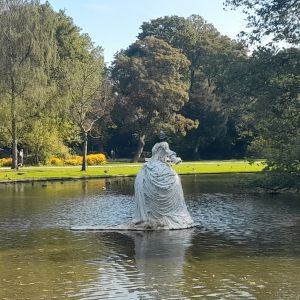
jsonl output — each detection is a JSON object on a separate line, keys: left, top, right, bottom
{"left": 0, "top": 160, "right": 265, "bottom": 183}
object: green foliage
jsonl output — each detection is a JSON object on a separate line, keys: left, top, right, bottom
{"left": 65, "top": 46, "right": 111, "bottom": 170}
{"left": 111, "top": 36, "right": 198, "bottom": 161}
{"left": 138, "top": 15, "right": 248, "bottom": 159}
{"left": 0, "top": 100, "right": 10, "bottom": 146}
{"left": 249, "top": 172, "right": 300, "bottom": 193}
{"left": 222, "top": 46, "right": 300, "bottom": 189}
{"left": 25, "top": 119, "right": 70, "bottom": 164}
{"left": 66, "top": 47, "right": 107, "bottom": 133}
{"left": 0, "top": 0, "right": 59, "bottom": 168}
{"left": 55, "top": 10, "right": 91, "bottom": 61}
{"left": 224, "top": 0, "right": 300, "bottom": 44}
{"left": 111, "top": 36, "right": 196, "bottom": 137}
{"left": 0, "top": 1, "right": 110, "bottom": 169}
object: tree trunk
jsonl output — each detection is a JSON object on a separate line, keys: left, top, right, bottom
{"left": 81, "top": 131, "right": 88, "bottom": 171}
{"left": 189, "top": 68, "right": 195, "bottom": 94}
{"left": 11, "top": 88, "right": 18, "bottom": 170}
{"left": 12, "top": 137, "right": 18, "bottom": 169}
{"left": 193, "top": 137, "right": 201, "bottom": 160}
{"left": 131, "top": 134, "right": 146, "bottom": 163}
{"left": 98, "top": 140, "right": 104, "bottom": 153}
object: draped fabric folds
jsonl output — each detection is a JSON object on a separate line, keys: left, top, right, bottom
{"left": 132, "top": 144, "right": 194, "bottom": 230}
{"left": 71, "top": 142, "right": 195, "bottom": 231}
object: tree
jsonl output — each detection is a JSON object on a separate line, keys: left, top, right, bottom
{"left": 24, "top": 118, "right": 70, "bottom": 164}
{"left": 222, "top": 46, "right": 299, "bottom": 185}
{"left": 182, "top": 79, "right": 228, "bottom": 159}
{"left": 66, "top": 47, "right": 111, "bottom": 171}
{"left": 0, "top": 0, "right": 57, "bottom": 168}
{"left": 224, "top": 0, "right": 300, "bottom": 44}
{"left": 0, "top": 101, "right": 10, "bottom": 147}
{"left": 222, "top": 0, "right": 299, "bottom": 189}
{"left": 138, "top": 15, "right": 247, "bottom": 159}
{"left": 0, "top": 1, "right": 111, "bottom": 167}
{"left": 111, "top": 37, "right": 197, "bottom": 162}
{"left": 252, "top": 48, "right": 298, "bottom": 171}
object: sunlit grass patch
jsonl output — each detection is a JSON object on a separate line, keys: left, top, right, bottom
{"left": 0, "top": 160, "right": 265, "bottom": 182}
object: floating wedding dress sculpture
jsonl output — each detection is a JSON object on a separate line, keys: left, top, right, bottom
{"left": 71, "top": 142, "right": 195, "bottom": 231}
{"left": 130, "top": 142, "right": 195, "bottom": 230}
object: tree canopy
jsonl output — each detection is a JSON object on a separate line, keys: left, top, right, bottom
{"left": 138, "top": 15, "right": 248, "bottom": 159}
{"left": 224, "top": 0, "right": 300, "bottom": 44}
{"left": 0, "top": 0, "right": 58, "bottom": 167}
{"left": 111, "top": 36, "right": 197, "bottom": 161}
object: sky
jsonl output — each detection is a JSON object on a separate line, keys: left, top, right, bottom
{"left": 43, "top": 0, "right": 246, "bottom": 64}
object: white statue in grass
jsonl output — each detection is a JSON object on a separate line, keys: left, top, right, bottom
{"left": 131, "top": 141, "right": 194, "bottom": 230}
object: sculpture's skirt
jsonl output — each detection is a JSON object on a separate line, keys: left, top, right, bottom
{"left": 132, "top": 161, "right": 194, "bottom": 230}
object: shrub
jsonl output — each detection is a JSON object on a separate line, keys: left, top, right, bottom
{"left": 0, "top": 157, "right": 12, "bottom": 167}
{"left": 48, "top": 153, "right": 106, "bottom": 166}
{"left": 48, "top": 157, "right": 64, "bottom": 166}
{"left": 25, "top": 119, "right": 72, "bottom": 165}
{"left": 64, "top": 156, "right": 82, "bottom": 166}
{"left": 87, "top": 153, "right": 106, "bottom": 165}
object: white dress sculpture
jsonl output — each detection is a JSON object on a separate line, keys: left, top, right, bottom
{"left": 71, "top": 142, "right": 195, "bottom": 231}
{"left": 131, "top": 142, "right": 195, "bottom": 230}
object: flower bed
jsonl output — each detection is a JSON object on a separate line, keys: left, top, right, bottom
{"left": 49, "top": 153, "right": 106, "bottom": 166}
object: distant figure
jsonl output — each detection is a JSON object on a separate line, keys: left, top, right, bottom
{"left": 18, "top": 149, "right": 24, "bottom": 167}
{"left": 110, "top": 149, "right": 115, "bottom": 160}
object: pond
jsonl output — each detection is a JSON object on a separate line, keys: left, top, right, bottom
{"left": 0, "top": 174, "right": 299, "bottom": 299}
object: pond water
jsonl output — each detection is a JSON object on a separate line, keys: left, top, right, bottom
{"left": 0, "top": 174, "right": 299, "bottom": 299}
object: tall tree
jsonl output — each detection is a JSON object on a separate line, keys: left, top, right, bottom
{"left": 66, "top": 47, "right": 111, "bottom": 171}
{"left": 224, "top": 0, "right": 300, "bottom": 44}
{"left": 223, "top": 1, "right": 299, "bottom": 189}
{"left": 111, "top": 37, "right": 197, "bottom": 162}
{"left": 138, "top": 15, "right": 247, "bottom": 159}
{"left": 0, "top": 0, "right": 57, "bottom": 168}
{"left": 227, "top": 47, "right": 299, "bottom": 168}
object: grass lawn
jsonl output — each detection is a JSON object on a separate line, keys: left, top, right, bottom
{"left": 0, "top": 160, "right": 265, "bottom": 183}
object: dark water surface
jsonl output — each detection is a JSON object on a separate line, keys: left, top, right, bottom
{"left": 0, "top": 174, "right": 299, "bottom": 299}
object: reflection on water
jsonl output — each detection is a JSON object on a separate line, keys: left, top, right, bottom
{"left": 131, "top": 230, "right": 193, "bottom": 298}
{"left": 78, "top": 230, "right": 194, "bottom": 299}
{"left": 0, "top": 175, "right": 300, "bottom": 299}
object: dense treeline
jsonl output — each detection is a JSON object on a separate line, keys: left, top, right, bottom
{"left": 0, "top": 0, "right": 299, "bottom": 187}
{"left": 0, "top": 0, "right": 111, "bottom": 170}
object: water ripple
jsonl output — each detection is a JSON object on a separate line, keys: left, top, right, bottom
{"left": 0, "top": 175, "right": 299, "bottom": 299}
